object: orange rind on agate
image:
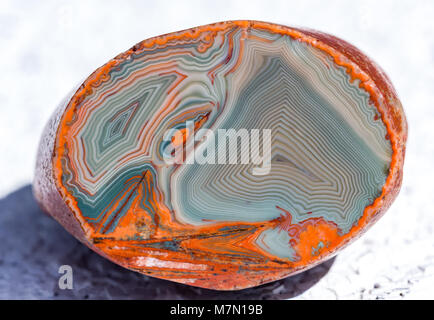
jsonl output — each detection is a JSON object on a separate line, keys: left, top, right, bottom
{"left": 33, "top": 20, "right": 407, "bottom": 290}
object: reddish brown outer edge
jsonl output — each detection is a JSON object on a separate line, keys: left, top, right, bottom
{"left": 33, "top": 85, "right": 89, "bottom": 246}
{"left": 32, "top": 20, "right": 408, "bottom": 283}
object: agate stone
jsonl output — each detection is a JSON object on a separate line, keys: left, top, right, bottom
{"left": 34, "top": 21, "right": 407, "bottom": 290}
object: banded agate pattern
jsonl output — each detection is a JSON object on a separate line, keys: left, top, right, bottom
{"left": 50, "top": 22, "right": 397, "bottom": 289}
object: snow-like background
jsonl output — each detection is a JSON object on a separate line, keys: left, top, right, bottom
{"left": 0, "top": 0, "right": 433, "bottom": 299}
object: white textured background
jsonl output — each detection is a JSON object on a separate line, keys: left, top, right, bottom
{"left": 1, "top": 0, "right": 433, "bottom": 299}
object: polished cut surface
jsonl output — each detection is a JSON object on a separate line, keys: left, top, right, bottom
{"left": 34, "top": 21, "right": 407, "bottom": 290}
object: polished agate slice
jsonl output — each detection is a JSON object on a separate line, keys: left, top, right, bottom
{"left": 34, "top": 21, "right": 407, "bottom": 290}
